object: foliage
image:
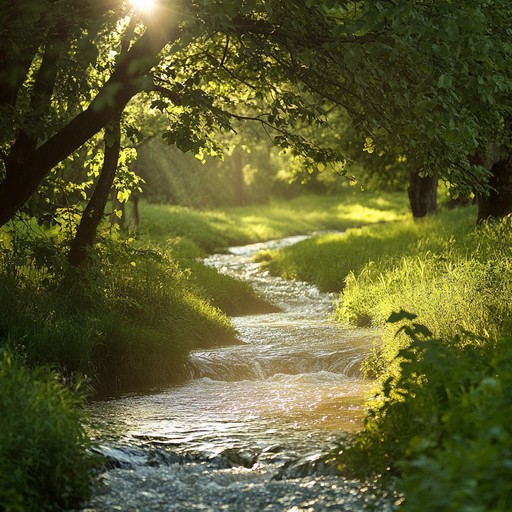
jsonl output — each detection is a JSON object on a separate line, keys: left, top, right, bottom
{"left": 334, "top": 313, "right": 512, "bottom": 512}
{"left": 335, "top": 213, "right": 512, "bottom": 376}
{"left": 1, "top": 0, "right": 511, "bottom": 232}
{"left": 0, "top": 225, "right": 238, "bottom": 393}
{"left": 0, "top": 350, "right": 91, "bottom": 511}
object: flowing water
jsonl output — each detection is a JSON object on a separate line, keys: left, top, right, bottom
{"left": 81, "top": 236, "right": 396, "bottom": 511}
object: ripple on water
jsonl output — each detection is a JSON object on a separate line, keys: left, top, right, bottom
{"left": 83, "top": 236, "right": 393, "bottom": 511}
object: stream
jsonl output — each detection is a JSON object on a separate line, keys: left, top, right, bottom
{"left": 81, "top": 236, "right": 396, "bottom": 511}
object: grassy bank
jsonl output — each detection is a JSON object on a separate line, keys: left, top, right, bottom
{"left": 258, "top": 205, "right": 475, "bottom": 293}
{"left": 263, "top": 204, "right": 512, "bottom": 510}
{"left": 135, "top": 190, "right": 409, "bottom": 251}
{"left": 0, "top": 189, "right": 410, "bottom": 509}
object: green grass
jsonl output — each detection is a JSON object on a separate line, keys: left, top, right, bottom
{"left": 135, "top": 190, "right": 410, "bottom": 251}
{"left": 0, "top": 236, "right": 239, "bottom": 396}
{"left": 335, "top": 211, "right": 512, "bottom": 377}
{"left": 260, "top": 203, "right": 473, "bottom": 293}
{"left": 0, "top": 351, "right": 91, "bottom": 511}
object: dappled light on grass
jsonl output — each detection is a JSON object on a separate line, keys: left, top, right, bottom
{"left": 335, "top": 203, "right": 408, "bottom": 224}
{"left": 135, "top": 191, "right": 409, "bottom": 251}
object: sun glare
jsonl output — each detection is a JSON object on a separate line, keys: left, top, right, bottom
{"left": 130, "top": 0, "right": 156, "bottom": 12}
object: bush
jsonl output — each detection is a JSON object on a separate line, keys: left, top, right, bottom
{"left": 336, "top": 315, "right": 512, "bottom": 512}
{"left": 0, "top": 351, "right": 91, "bottom": 511}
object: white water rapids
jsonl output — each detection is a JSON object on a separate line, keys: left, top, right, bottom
{"left": 81, "top": 236, "right": 396, "bottom": 511}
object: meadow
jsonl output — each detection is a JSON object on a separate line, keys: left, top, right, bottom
{"left": 4, "top": 189, "right": 511, "bottom": 510}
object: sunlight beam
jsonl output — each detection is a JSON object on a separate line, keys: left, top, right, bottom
{"left": 130, "top": 0, "right": 156, "bottom": 12}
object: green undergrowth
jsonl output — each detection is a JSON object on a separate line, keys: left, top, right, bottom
{"left": 0, "top": 350, "right": 92, "bottom": 511}
{"left": 334, "top": 314, "right": 512, "bottom": 512}
{"left": 0, "top": 231, "right": 239, "bottom": 396}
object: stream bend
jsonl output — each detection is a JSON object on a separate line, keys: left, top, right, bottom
{"left": 82, "top": 236, "right": 395, "bottom": 511}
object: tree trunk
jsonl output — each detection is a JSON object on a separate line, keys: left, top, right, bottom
{"left": 0, "top": 21, "right": 180, "bottom": 228}
{"left": 407, "top": 165, "right": 438, "bottom": 218}
{"left": 231, "top": 148, "right": 245, "bottom": 206}
{"left": 477, "top": 157, "right": 512, "bottom": 222}
{"left": 68, "top": 117, "right": 121, "bottom": 266}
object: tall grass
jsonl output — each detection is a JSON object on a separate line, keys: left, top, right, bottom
{"left": 0, "top": 351, "right": 91, "bottom": 511}
{"left": 335, "top": 211, "right": 512, "bottom": 376}
{"left": 261, "top": 204, "right": 474, "bottom": 292}
{"left": 0, "top": 232, "right": 238, "bottom": 396}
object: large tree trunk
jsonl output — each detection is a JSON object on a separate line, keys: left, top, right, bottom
{"left": 68, "top": 117, "right": 121, "bottom": 266}
{"left": 477, "top": 157, "right": 512, "bottom": 222}
{"left": 0, "top": 21, "right": 179, "bottom": 228}
{"left": 407, "top": 165, "right": 438, "bottom": 218}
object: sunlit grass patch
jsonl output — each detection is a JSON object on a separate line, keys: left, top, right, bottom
{"left": 262, "top": 206, "right": 477, "bottom": 293}
{"left": 333, "top": 210, "right": 512, "bottom": 382}
{"left": 135, "top": 190, "right": 409, "bottom": 252}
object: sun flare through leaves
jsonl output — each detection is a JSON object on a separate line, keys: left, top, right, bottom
{"left": 130, "top": 0, "right": 156, "bottom": 12}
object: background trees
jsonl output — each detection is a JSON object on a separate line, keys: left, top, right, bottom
{"left": 1, "top": 0, "right": 510, "bottom": 257}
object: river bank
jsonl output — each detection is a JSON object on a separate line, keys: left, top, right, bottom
{"left": 81, "top": 236, "right": 395, "bottom": 511}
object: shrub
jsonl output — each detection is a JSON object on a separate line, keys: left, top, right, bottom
{"left": 336, "top": 315, "right": 512, "bottom": 512}
{"left": 0, "top": 351, "right": 91, "bottom": 511}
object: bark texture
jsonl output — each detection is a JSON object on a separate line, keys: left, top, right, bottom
{"left": 477, "top": 157, "right": 512, "bottom": 222}
{"left": 68, "top": 117, "right": 121, "bottom": 266}
{"left": 407, "top": 165, "right": 438, "bottom": 218}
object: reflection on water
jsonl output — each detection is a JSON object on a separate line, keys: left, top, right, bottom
{"left": 82, "top": 236, "right": 393, "bottom": 511}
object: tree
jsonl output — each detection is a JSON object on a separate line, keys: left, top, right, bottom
{"left": 407, "top": 165, "right": 438, "bottom": 218}
{"left": 68, "top": 115, "right": 121, "bottom": 266}
{"left": 1, "top": 0, "right": 511, "bottom": 235}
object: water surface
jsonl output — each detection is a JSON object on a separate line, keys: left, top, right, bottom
{"left": 82, "top": 236, "right": 394, "bottom": 511}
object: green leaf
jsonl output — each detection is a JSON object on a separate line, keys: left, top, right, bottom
{"left": 387, "top": 310, "right": 418, "bottom": 323}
